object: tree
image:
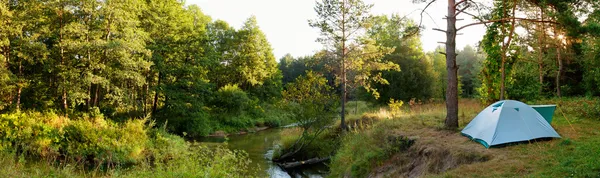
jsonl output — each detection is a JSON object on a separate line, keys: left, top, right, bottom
{"left": 366, "top": 15, "right": 435, "bottom": 102}
{"left": 278, "top": 71, "right": 338, "bottom": 161}
{"left": 232, "top": 16, "right": 278, "bottom": 89}
{"left": 429, "top": 47, "right": 448, "bottom": 99}
{"left": 309, "top": 0, "right": 398, "bottom": 130}
{"left": 457, "top": 45, "right": 483, "bottom": 97}
{"left": 0, "top": 0, "right": 16, "bottom": 110}
{"left": 415, "top": 0, "right": 558, "bottom": 129}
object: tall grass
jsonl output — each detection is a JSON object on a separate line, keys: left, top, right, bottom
{"left": 0, "top": 111, "right": 254, "bottom": 177}
{"left": 329, "top": 98, "right": 600, "bottom": 177}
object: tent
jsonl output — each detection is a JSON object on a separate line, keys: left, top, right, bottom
{"left": 530, "top": 105, "right": 556, "bottom": 124}
{"left": 462, "top": 100, "right": 561, "bottom": 148}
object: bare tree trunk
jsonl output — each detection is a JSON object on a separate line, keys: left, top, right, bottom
{"left": 444, "top": 0, "right": 459, "bottom": 129}
{"left": 554, "top": 26, "right": 562, "bottom": 97}
{"left": 59, "top": 8, "right": 68, "bottom": 114}
{"left": 499, "top": 0, "right": 517, "bottom": 100}
{"left": 143, "top": 83, "right": 148, "bottom": 115}
{"left": 340, "top": 0, "right": 347, "bottom": 130}
{"left": 16, "top": 60, "right": 21, "bottom": 111}
{"left": 500, "top": 55, "right": 506, "bottom": 100}
{"left": 93, "top": 84, "right": 99, "bottom": 107}
{"left": 152, "top": 72, "right": 161, "bottom": 116}
{"left": 538, "top": 6, "right": 545, "bottom": 95}
{"left": 4, "top": 46, "right": 12, "bottom": 106}
{"left": 555, "top": 39, "right": 562, "bottom": 97}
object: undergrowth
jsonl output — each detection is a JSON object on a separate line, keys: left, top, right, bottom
{"left": 0, "top": 111, "right": 254, "bottom": 177}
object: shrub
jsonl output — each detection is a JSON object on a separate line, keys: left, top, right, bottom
{"left": 534, "top": 97, "right": 600, "bottom": 120}
{"left": 0, "top": 112, "right": 254, "bottom": 177}
{"left": 214, "top": 84, "right": 251, "bottom": 114}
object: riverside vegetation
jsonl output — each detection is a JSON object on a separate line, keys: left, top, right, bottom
{"left": 2, "top": 0, "right": 600, "bottom": 177}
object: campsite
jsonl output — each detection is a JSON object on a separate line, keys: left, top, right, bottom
{"left": 1, "top": 0, "right": 600, "bottom": 177}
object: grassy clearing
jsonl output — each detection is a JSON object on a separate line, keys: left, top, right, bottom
{"left": 329, "top": 97, "right": 600, "bottom": 177}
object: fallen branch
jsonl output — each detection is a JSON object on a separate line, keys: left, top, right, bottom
{"left": 277, "top": 157, "right": 330, "bottom": 169}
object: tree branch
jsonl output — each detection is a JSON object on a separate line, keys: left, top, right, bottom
{"left": 457, "top": 17, "right": 557, "bottom": 31}
{"left": 454, "top": 0, "right": 468, "bottom": 8}
{"left": 455, "top": 3, "right": 471, "bottom": 16}
{"left": 418, "top": 0, "right": 437, "bottom": 29}
{"left": 459, "top": 10, "right": 490, "bottom": 28}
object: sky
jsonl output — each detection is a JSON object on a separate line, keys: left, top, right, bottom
{"left": 187, "top": 0, "right": 487, "bottom": 59}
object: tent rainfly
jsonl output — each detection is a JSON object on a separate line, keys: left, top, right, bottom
{"left": 461, "top": 100, "right": 561, "bottom": 148}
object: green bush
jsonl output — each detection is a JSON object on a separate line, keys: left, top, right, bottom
{"left": 534, "top": 97, "right": 600, "bottom": 120}
{"left": 0, "top": 111, "right": 253, "bottom": 177}
{"left": 329, "top": 121, "right": 414, "bottom": 178}
{"left": 214, "top": 84, "right": 251, "bottom": 114}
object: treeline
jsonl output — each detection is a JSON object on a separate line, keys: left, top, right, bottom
{"left": 279, "top": 15, "right": 485, "bottom": 104}
{"left": 0, "top": 0, "right": 282, "bottom": 136}
{"left": 478, "top": 0, "right": 600, "bottom": 102}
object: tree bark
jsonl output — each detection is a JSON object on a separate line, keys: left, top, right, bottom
{"left": 555, "top": 36, "right": 562, "bottom": 97}
{"left": 538, "top": 7, "right": 545, "bottom": 95}
{"left": 59, "top": 7, "right": 68, "bottom": 114}
{"left": 340, "top": 0, "right": 347, "bottom": 130}
{"left": 444, "top": 0, "right": 459, "bottom": 129}
{"left": 277, "top": 157, "right": 330, "bottom": 169}
{"left": 16, "top": 60, "right": 21, "bottom": 111}
{"left": 152, "top": 72, "right": 161, "bottom": 116}
{"left": 93, "top": 84, "right": 99, "bottom": 107}
{"left": 499, "top": 0, "right": 517, "bottom": 100}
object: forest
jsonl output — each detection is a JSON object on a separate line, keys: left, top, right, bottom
{"left": 0, "top": 0, "right": 599, "bottom": 177}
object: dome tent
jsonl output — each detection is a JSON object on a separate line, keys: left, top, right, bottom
{"left": 461, "top": 100, "right": 561, "bottom": 148}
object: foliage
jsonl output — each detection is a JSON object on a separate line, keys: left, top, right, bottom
{"left": 275, "top": 71, "right": 339, "bottom": 161}
{"left": 283, "top": 71, "right": 338, "bottom": 131}
{"left": 309, "top": 0, "right": 399, "bottom": 129}
{"left": 365, "top": 15, "right": 435, "bottom": 103}
{"left": 328, "top": 123, "right": 414, "bottom": 177}
{"left": 457, "top": 45, "right": 484, "bottom": 98}
{"left": 388, "top": 99, "right": 403, "bottom": 117}
{"left": 533, "top": 97, "right": 600, "bottom": 120}
{"left": 0, "top": 0, "right": 287, "bottom": 137}
{"left": 0, "top": 112, "right": 253, "bottom": 177}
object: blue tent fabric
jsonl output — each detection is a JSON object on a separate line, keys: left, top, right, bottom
{"left": 462, "top": 100, "right": 561, "bottom": 148}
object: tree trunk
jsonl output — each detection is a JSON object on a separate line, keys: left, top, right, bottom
{"left": 538, "top": 6, "right": 545, "bottom": 95}
{"left": 444, "top": 0, "right": 459, "bottom": 129}
{"left": 499, "top": 0, "right": 517, "bottom": 100}
{"left": 277, "top": 157, "right": 330, "bottom": 169}
{"left": 341, "top": 57, "right": 347, "bottom": 130}
{"left": 59, "top": 8, "right": 68, "bottom": 114}
{"left": 152, "top": 72, "right": 161, "bottom": 116}
{"left": 4, "top": 46, "right": 12, "bottom": 105}
{"left": 500, "top": 55, "right": 506, "bottom": 100}
{"left": 16, "top": 60, "right": 22, "bottom": 111}
{"left": 93, "top": 84, "right": 99, "bottom": 107}
{"left": 556, "top": 40, "right": 562, "bottom": 97}
{"left": 340, "top": 0, "right": 347, "bottom": 130}
{"left": 554, "top": 26, "right": 562, "bottom": 97}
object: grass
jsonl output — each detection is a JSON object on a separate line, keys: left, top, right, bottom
{"left": 0, "top": 145, "right": 255, "bottom": 178}
{"left": 328, "top": 97, "right": 600, "bottom": 177}
{"left": 0, "top": 111, "right": 255, "bottom": 177}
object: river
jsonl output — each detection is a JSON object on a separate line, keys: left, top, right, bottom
{"left": 198, "top": 128, "right": 329, "bottom": 178}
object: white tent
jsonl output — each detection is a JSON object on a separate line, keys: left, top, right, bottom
{"left": 461, "top": 100, "right": 561, "bottom": 148}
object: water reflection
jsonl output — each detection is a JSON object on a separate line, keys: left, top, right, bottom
{"left": 197, "top": 128, "right": 327, "bottom": 178}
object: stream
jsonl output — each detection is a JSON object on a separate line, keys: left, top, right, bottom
{"left": 197, "top": 128, "right": 329, "bottom": 178}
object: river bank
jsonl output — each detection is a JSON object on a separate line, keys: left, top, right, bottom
{"left": 327, "top": 98, "right": 600, "bottom": 177}
{"left": 198, "top": 127, "right": 330, "bottom": 178}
